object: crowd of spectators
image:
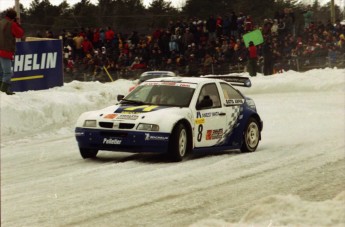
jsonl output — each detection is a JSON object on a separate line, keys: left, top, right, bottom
{"left": 49, "top": 7, "right": 345, "bottom": 81}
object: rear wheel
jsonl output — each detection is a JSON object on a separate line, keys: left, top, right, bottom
{"left": 80, "top": 148, "right": 98, "bottom": 159}
{"left": 241, "top": 118, "right": 260, "bottom": 152}
{"left": 168, "top": 123, "right": 189, "bottom": 162}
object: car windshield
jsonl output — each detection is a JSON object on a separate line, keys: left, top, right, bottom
{"left": 125, "top": 82, "right": 195, "bottom": 107}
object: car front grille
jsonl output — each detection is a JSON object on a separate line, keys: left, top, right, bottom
{"left": 99, "top": 122, "right": 135, "bottom": 129}
{"left": 99, "top": 122, "right": 113, "bottom": 128}
{"left": 119, "top": 123, "right": 135, "bottom": 129}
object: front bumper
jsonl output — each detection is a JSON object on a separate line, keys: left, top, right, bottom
{"left": 75, "top": 127, "right": 170, "bottom": 153}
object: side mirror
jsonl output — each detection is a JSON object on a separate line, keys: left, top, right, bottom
{"left": 196, "top": 95, "right": 213, "bottom": 110}
{"left": 117, "top": 95, "right": 125, "bottom": 101}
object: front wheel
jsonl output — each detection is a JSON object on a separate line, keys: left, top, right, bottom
{"left": 241, "top": 118, "right": 260, "bottom": 153}
{"left": 80, "top": 148, "right": 98, "bottom": 159}
{"left": 168, "top": 123, "right": 189, "bottom": 162}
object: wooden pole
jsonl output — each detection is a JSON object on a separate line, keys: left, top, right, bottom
{"left": 103, "top": 66, "right": 114, "bottom": 82}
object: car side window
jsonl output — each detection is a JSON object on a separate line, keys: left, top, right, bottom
{"left": 220, "top": 83, "right": 243, "bottom": 100}
{"left": 197, "top": 83, "right": 221, "bottom": 109}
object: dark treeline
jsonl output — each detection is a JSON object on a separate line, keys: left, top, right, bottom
{"left": 1, "top": 0, "right": 344, "bottom": 37}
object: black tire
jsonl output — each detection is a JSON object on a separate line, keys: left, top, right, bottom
{"left": 80, "top": 148, "right": 98, "bottom": 159}
{"left": 241, "top": 118, "right": 260, "bottom": 153}
{"left": 168, "top": 123, "right": 189, "bottom": 162}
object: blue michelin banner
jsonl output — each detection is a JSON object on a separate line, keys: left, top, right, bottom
{"left": 11, "top": 39, "right": 63, "bottom": 92}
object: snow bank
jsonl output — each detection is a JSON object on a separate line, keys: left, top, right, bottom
{"left": 0, "top": 79, "right": 133, "bottom": 141}
{"left": 191, "top": 190, "right": 345, "bottom": 227}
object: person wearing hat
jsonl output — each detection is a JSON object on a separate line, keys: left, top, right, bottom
{"left": 0, "top": 9, "right": 24, "bottom": 95}
{"left": 247, "top": 41, "right": 258, "bottom": 77}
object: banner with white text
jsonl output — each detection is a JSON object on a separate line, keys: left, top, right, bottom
{"left": 11, "top": 39, "right": 63, "bottom": 92}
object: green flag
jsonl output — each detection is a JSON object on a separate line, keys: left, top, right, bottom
{"left": 243, "top": 29, "right": 264, "bottom": 47}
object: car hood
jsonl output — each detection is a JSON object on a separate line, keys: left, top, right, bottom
{"left": 76, "top": 104, "right": 193, "bottom": 131}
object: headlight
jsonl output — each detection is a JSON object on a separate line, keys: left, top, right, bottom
{"left": 83, "top": 120, "right": 97, "bottom": 127}
{"left": 137, "top": 123, "right": 159, "bottom": 131}
{"left": 246, "top": 99, "right": 257, "bottom": 111}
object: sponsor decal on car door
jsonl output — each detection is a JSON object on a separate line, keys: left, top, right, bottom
{"left": 194, "top": 109, "right": 228, "bottom": 147}
{"left": 194, "top": 83, "right": 227, "bottom": 147}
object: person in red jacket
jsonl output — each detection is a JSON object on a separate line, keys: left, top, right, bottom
{"left": 105, "top": 26, "right": 115, "bottom": 42}
{"left": 247, "top": 41, "right": 258, "bottom": 77}
{"left": 81, "top": 37, "right": 94, "bottom": 56}
{"left": 0, "top": 9, "right": 24, "bottom": 95}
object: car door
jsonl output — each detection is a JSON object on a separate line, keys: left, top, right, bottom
{"left": 216, "top": 82, "right": 245, "bottom": 145}
{"left": 194, "top": 83, "right": 228, "bottom": 148}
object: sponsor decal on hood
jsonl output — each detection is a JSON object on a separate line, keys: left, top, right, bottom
{"left": 114, "top": 105, "right": 172, "bottom": 113}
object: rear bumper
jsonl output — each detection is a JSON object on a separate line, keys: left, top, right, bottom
{"left": 75, "top": 127, "right": 170, "bottom": 153}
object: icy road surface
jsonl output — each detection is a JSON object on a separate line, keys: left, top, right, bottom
{"left": 1, "top": 69, "right": 345, "bottom": 226}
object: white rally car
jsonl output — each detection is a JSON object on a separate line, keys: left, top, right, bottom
{"left": 75, "top": 76, "right": 263, "bottom": 161}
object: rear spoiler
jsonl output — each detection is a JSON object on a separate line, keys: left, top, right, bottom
{"left": 202, "top": 75, "right": 251, "bottom": 87}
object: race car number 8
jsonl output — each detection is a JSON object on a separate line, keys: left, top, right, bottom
{"left": 197, "top": 124, "right": 203, "bottom": 142}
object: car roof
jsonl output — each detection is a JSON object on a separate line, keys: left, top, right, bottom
{"left": 145, "top": 76, "right": 223, "bottom": 84}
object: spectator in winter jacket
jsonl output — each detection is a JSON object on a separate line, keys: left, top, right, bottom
{"left": 237, "top": 12, "right": 245, "bottom": 37}
{"left": 263, "top": 38, "right": 273, "bottom": 75}
{"left": 229, "top": 12, "right": 238, "bottom": 38}
{"left": 303, "top": 5, "right": 313, "bottom": 29}
{"left": 130, "top": 57, "right": 146, "bottom": 70}
{"left": 105, "top": 26, "right": 115, "bottom": 42}
{"left": 81, "top": 37, "right": 94, "bottom": 56}
{"left": 337, "top": 34, "right": 345, "bottom": 53}
{"left": 271, "top": 19, "right": 279, "bottom": 36}
{"left": 244, "top": 15, "right": 254, "bottom": 32}
{"left": 0, "top": 9, "right": 24, "bottom": 95}
{"left": 216, "top": 16, "right": 223, "bottom": 37}
{"left": 93, "top": 28, "right": 101, "bottom": 49}
{"left": 247, "top": 41, "right": 258, "bottom": 77}
{"left": 262, "top": 19, "right": 273, "bottom": 36}
{"left": 73, "top": 33, "right": 84, "bottom": 60}
{"left": 206, "top": 15, "right": 217, "bottom": 43}
{"left": 203, "top": 53, "right": 214, "bottom": 74}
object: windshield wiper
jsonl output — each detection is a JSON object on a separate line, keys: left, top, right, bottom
{"left": 120, "top": 99, "right": 146, "bottom": 105}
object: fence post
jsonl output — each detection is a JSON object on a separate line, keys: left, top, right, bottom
{"left": 103, "top": 66, "right": 114, "bottom": 82}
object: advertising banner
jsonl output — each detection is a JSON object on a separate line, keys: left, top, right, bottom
{"left": 11, "top": 39, "right": 63, "bottom": 92}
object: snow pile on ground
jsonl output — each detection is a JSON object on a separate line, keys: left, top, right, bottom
{"left": 191, "top": 191, "right": 345, "bottom": 227}
{"left": 0, "top": 79, "right": 133, "bottom": 142}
